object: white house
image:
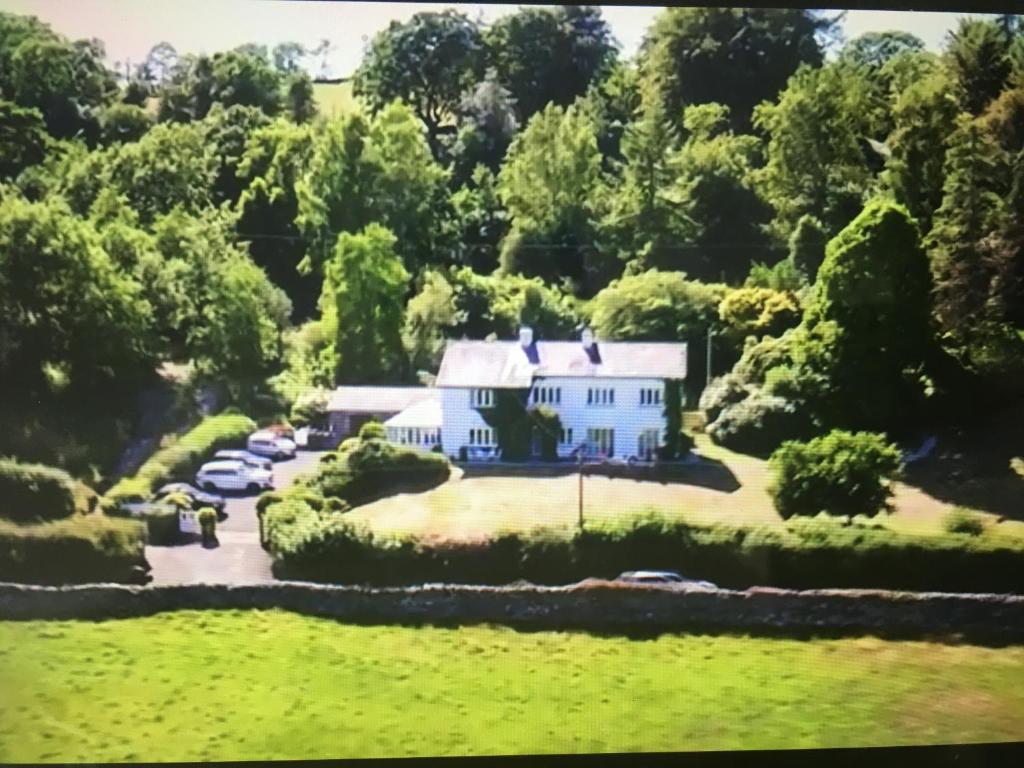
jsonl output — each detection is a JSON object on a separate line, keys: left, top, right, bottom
{"left": 433, "top": 327, "right": 687, "bottom": 461}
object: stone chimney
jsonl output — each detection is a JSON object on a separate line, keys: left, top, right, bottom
{"left": 519, "top": 326, "right": 534, "bottom": 348}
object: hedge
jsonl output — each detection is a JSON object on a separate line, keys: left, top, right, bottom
{"left": 104, "top": 505, "right": 181, "bottom": 545}
{"left": 268, "top": 510, "right": 1024, "bottom": 595}
{"left": 105, "top": 413, "right": 257, "bottom": 501}
{"left": 0, "top": 515, "right": 149, "bottom": 584}
{"left": 0, "top": 458, "right": 78, "bottom": 522}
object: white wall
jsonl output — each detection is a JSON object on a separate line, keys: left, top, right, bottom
{"left": 440, "top": 377, "right": 669, "bottom": 460}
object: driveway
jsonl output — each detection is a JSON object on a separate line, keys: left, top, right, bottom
{"left": 145, "top": 450, "right": 325, "bottom": 585}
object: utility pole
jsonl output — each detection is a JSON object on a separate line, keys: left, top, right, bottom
{"left": 706, "top": 325, "right": 713, "bottom": 388}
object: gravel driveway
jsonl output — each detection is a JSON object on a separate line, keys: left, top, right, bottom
{"left": 145, "top": 450, "right": 325, "bottom": 585}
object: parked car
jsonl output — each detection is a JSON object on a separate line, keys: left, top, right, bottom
{"left": 466, "top": 445, "right": 501, "bottom": 463}
{"left": 154, "top": 482, "right": 226, "bottom": 513}
{"left": 615, "top": 570, "right": 717, "bottom": 590}
{"left": 213, "top": 449, "right": 273, "bottom": 471}
{"left": 246, "top": 431, "right": 297, "bottom": 460}
{"left": 195, "top": 460, "right": 273, "bottom": 493}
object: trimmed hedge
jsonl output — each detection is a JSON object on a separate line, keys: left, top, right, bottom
{"left": 105, "top": 413, "right": 257, "bottom": 501}
{"left": 0, "top": 515, "right": 149, "bottom": 585}
{"left": 0, "top": 458, "right": 78, "bottom": 522}
{"left": 268, "top": 510, "right": 1024, "bottom": 595}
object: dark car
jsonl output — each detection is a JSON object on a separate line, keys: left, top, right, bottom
{"left": 154, "top": 483, "right": 226, "bottom": 513}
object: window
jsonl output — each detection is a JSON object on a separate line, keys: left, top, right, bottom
{"left": 586, "top": 428, "right": 615, "bottom": 457}
{"left": 532, "top": 385, "right": 561, "bottom": 405}
{"left": 469, "top": 428, "right": 495, "bottom": 446}
{"left": 587, "top": 387, "right": 615, "bottom": 406}
{"left": 638, "top": 428, "right": 660, "bottom": 460}
{"left": 559, "top": 428, "right": 574, "bottom": 445}
{"left": 471, "top": 388, "right": 493, "bottom": 408}
{"left": 640, "top": 387, "right": 662, "bottom": 406}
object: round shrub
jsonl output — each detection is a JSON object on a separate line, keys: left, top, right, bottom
{"left": 768, "top": 430, "right": 902, "bottom": 519}
{"left": 733, "top": 329, "right": 800, "bottom": 386}
{"left": 943, "top": 508, "right": 988, "bottom": 536}
{"left": 323, "top": 497, "right": 350, "bottom": 514}
{"left": 718, "top": 287, "right": 800, "bottom": 340}
{"left": 198, "top": 507, "right": 217, "bottom": 540}
{"left": 698, "top": 372, "right": 750, "bottom": 424}
{"left": 358, "top": 421, "right": 387, "bottom": 441}
{"left": 0, "top": 458, "right": 77, "bottom": 522}
{"left": 706, "top": 392, "right": 810, "bottom": 455}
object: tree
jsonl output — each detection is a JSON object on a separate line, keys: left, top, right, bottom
{"left": 718, "top": 287, "right": 800, "bottom": 341}
{"left": 498, "top": 102, "right": 606, "bottom": 294}
{"left": 272, "top": 42, "right": 306, "bottom": 73}
{"left": 945, "top": 18, "right": 1013, "bottom": 115}
{"left": 352, "top": 10, "right": 484, "bottom": 157}
{"left": 285, "top": 72, "right": 317, "bottom": 124}
{"left": 753, "top": 62, "right": 886, "bottom": 239}
{"left": 797, "top": 200, "right": 934, "bottom": 432}
{"left": 450, "top": 165, "right": 509, "bottom": 273}
{"left": 484, "top": 5, "right": 615, "bottom": 123}
{"left": 138, "top": 42, "right": 178, "bottom": 85}
{"left": 640, "top": 7, "right": 831, "bottom": 132}
{"left": 321, "top": 224, "right": 410, "bottom": 383}
{"left": 98, "top": 102, "right": 153, "bottom": 144}
{"left": 663, "top": 103, "right": 774, "bottom": 282}
{"left": 403, "top": 270, "right": 461, "bottom": 373}
{"left": 787, "top": 214, "right": 827, "bottom": 281}
{"left": 447, "top": 69, "right": 519, "bottom": 186}
{"left": 201, "top": 103, "right": 271, "bottom": 205}
{"left": 0, "top": 195, "right": 153, "bottom": 396}
{"left": 0, "top": 100, "right": 49, "bottom": 179}
{"left": 157, "top": 50, "right": 284, "bottom": 121}
{"left": 839, "top": 30, "right": 924, "bottom": 70}
{"left": 926, "top": 116, "right": 1011, "bottom": 336}
{"left": 577, "top": 61, "right": 642, "bottom": 167}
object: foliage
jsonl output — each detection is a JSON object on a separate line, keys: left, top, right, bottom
{"left": 320, "top": 224, "right": 410, "bottom": 384}
{"left": 839, "top": 31, "right": 925, "bottom": 70}
{"left": 718, "top": 287, "right": 800, "bottom": 341}
{"left": 641, "top": 8, "right": 830, "bottom": 132}
{"left": 358, "top": 421, "right": 387, "bottom": 441}
{"left": 447, "top": 69, "right": 519, "bottom": 185}
{"left": 0, "top": 99, "right": 49, "bottom": 180}
{"left": 945, "top": 18, "right": 1013, "bottom": 115}
{"left": 698, "top": 373, "right": 751, "bottom": 425}
{"left": 768, "top": 430, "right": 902, "bottom": 519}
{"left": 484, "top": 5, "right": 615, "bottom": 123}
{"left": 198, "top": 506, "right": 217, "bottom": 541}
{"left": 787, "top": 214, "right": 828, "bottom": 282}
{"left": 942, "top": 508, "right": 988, "bottom": 536}
{"left": 744, "top": 259, "right": 807, "bottom": 293}
{"left": 449, "top": 165, "right": 508, "bottom": 273}
{"left": 0, "top": 458, "right": 78, "bottom": 522}
{"left": 706, "top": 392, "right": 810, "bottom": 456}
{"left": 0, "top": 514, "right": 147, "bottom": 584}
{"left": 528, "top": 405, "right": 561, "bottom": 461}
{"left": 105, "top": 413, "right": 256, "bottom": 500}
{"left": 353, "top": 9, "right": 484, "bottom": 156}
{"left": 662, "top": 379, "right": 684, "bottom": 459}
{"left": 99, "top": 102, "right": 153, "bottom": 144}
{"left": 289, "top": 388, "right": 330, "bottom": 429}
{"left": 156, "top": 50, "right": 285, "bottom": 121}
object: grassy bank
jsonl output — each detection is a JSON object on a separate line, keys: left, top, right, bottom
{"left": 1, "top": 611, "right": 1023, "bottom": 761}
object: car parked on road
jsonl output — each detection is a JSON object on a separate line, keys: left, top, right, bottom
{"left": 154, "top": 483, "right": 226, "bottom": 513}
{"left": 246, "top": 431, "right": 297, "bottom": 460}
{"left": 195, "top": 460, "right": 273, "bottom": 493}
{"left": 213, "top": 449, "right": 273, "bottom": 471}
{"left": 465, "top": 445, "right": 501, "bottom": 463}
{"left": 615, "top": 570, "right": 717, "bottom": 589}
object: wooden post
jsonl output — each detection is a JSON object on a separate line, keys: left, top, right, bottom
{"left": 577, "top": 451, "right": 584, "bottom": 531}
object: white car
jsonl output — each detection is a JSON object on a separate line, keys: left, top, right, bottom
{"left": 246, "top": 431, "right": 297, "bottom": 460}
{"left": 195, "top": 460, "right": 273, "bottom": 493}
{"left": 213, "top": 449, "right": 273, "bottom": 471}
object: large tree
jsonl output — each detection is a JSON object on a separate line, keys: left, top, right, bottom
{"left": 321, "top": 224, "right": 410, "bottom": 383}
{"left": 484, "top": 5, "right": 615, "bottom": 122}
{"left": 447, "top": 69, "right": 519, "bottom": 186}
{"left": 640, "top": 7, "right": 831, "bottom": 133}
{"left": 353, "top": 9, "right": 484, "bottom": 157}
{"left": 945, "top": 18, "right": 1013, "bottom": 116}
{"left": 0, "top": 100, "right": 49, "bottom": 180}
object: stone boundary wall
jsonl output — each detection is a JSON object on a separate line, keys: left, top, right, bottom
{"left": 1, "top": 581, "right": 1023, "bottom": 641}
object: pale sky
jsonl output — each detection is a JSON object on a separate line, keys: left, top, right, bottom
{"left": 1, "top": 1, "right": 994, "bottom": 79}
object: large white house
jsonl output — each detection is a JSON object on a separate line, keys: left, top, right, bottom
{"left": 436, "top": 327, "right": 686, "bottom": 461}
{"left": 325, "top": 327, "right": 687, "bottom": 461}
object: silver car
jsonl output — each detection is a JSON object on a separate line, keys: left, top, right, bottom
{"left": 213, "top": 450, "right": 273, "bottom": 471}
{"left": 615, "top": 570, "right": 717, "bottom": 589}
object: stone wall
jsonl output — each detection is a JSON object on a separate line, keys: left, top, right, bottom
{"left": 1, "top": 581, "right": 1022, "bottom": 642}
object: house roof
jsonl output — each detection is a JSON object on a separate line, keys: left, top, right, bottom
{"left": 383, "top": 397, "right": 443, "bottom": 429}
{"left": 435, "top": 340, "right": 688, "bottom": 388}
{"left": 327, "top": 386, "right": 437, "bottom": 413}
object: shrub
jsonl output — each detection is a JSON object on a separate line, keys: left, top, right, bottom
{"left": 943, "top": 508, "right": 988, "bottom": 536}
{"left": 0, "top": 515, "right": 149, "bottom": 584}
{"left": 769, "top": 430, "right": 902, "bottom": 519}
{"left": 529, "top": 406, "right": 561, "bottom": 461}
{"left": 358, "top": 421, "right": 387, "bottom": 441}
{"left": 698, "top": 373, "right": 750, "bottom": 424}
{"left": 105, "top": 413, "right": 256, "bottom": 500}
{"left": 718, "top": 287, "right": 800, "bottom": 340}
{"left": 732, "top": 330, "right": 800, "bottom": 386}
{"left": 256, "top": 491, "right": 285, "bottom": 515}
{"left": 0, "top": 458, "right": 78, "bottom": 522}
{"left": 198, "top": 507, "right": 217, "bottom": 542}
{"left": 706, "top": 392, "right": 810, "bottom": 455}
{"left": 290, "top": 389, "right": 331, "bottom": 429}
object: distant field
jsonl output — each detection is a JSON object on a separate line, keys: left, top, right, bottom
{"left": 2, "top": 611, "right": 1023, "bottom": 761}
{"left": 350, "top": 435, "right": 1024, "bottom": 543}
{"left": 313, "top": 80, "right": 357, "bottom": 116}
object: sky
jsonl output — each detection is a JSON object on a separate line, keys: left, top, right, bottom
{"left": 1, "top": 1, "right": 994, "bottom": 79}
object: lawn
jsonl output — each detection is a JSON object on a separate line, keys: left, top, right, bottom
{"left": 349, "top": 434, "right": 1024, "bottom": 543}
{"left": 1, "top": 611, "right": 1022, "bottom": 762}
{"left": 313, "top": 80, "right": 357, "bottom": 117}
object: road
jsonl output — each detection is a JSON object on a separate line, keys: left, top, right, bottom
{"left": 145, "top": 450, "right": 324, "bottom": 585}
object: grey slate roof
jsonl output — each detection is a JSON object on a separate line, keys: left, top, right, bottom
{"left": 435, "top": 340, "right": 687, "bottom": 388}
{"left": 327, "top": 386, "right": 437, "bottom": 413}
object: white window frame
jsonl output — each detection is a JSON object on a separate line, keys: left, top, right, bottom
{"left": 587, "top": 387, "right": 615, "bottom": 407}
{"left": 471, "top": 388, "right": 494, "bottom": 408}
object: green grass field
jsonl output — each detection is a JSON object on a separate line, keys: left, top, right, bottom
{"left": 2, "top": 611, "right": 1023, "bottom": 761}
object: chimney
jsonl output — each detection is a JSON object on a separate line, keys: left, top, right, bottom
{"left": 581, "top": 326, "right": 595, "bottom": 349}
{"left": 519, "top": 326, "right": 534, "bottom": 348}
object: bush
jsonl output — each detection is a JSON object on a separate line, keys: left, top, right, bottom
{"left": 0, "top": 515, "right": 149, "bottom": 584}
{"left": 256, "top": 491, "right": 285, "bottom": 515}
{"left": 698, "top": 373, "right": 750, "bottom": 424}
{"left": 706, "top": 392, "right": 810, "bottom": 455}
{"left": 733, "top": 330, "right": 800, "bottom": 386}
{"left": 0, "top": 458, "right": 78, "bottom": 522}
{"left": 105, "top": 413, "right": 257, "bottom": 500}
{"left": 290, "top": 389, "right": 330, "bottom": 429}
{"left": 268, "top": 508, "right": 1024, "bottom": 594}
{"left": 769, "top": 430, "right": 902, "bottom": 519}
{"left": 198, "top": 507, "right": 217, "bottom": 542}
{"left": 943, "top": 508, "right": 988, "bottom": 536}
{"left": 358, "top": 421, "right": 387, "bottom": 441}
{"left": 718, "top": 287, "right": 800, "bottom": 340}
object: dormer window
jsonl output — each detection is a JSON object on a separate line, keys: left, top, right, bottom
{"left": 471, "top": 388, "right": 494, "bottom": 408}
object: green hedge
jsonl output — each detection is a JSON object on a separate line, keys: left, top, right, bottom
{"left": 0, "top": 458, "right": 78, "bottom": 522}
{"left": 268, "top": 509, "right": 1024, "bottom": 595}
{"left": 0, "top": 515, "right": 149, "bottom": 584}
{"left": 105, "top": 413, "right": 257, "bottom": 501}
{"left": 104, "top": 505, "right": 181, "bottom": 545}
